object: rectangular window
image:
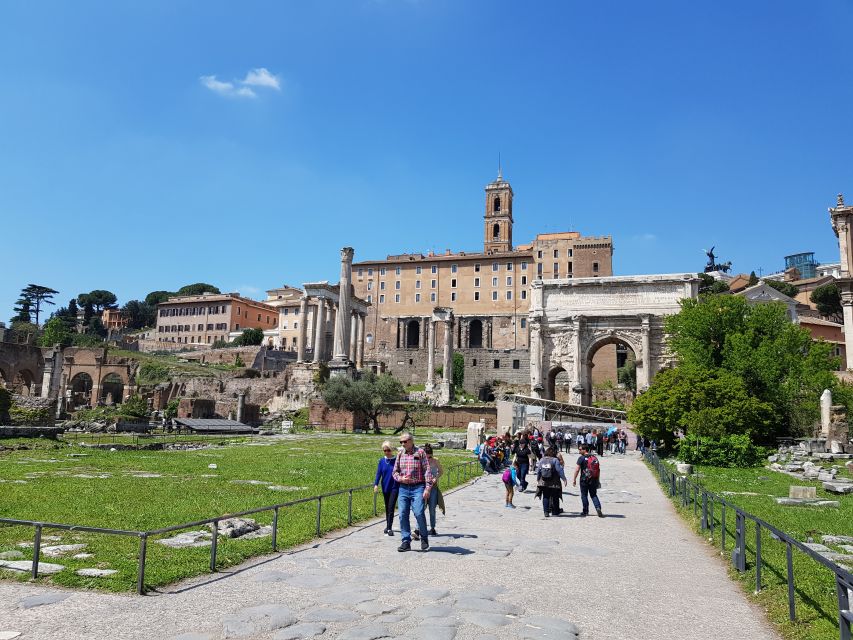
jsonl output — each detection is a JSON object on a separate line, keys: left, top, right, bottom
{"left": 506, "top": 276, "right": 512, "bottom": 286}
{"left": 568, "top": 261, "right": 573, "bottom": 273}
{"left": 492, "top": 262, "right": 498, "bottom": 271}
{"left": 430, "top": 292, "right": 436, "bottom": 302}
{"left": 521, "top": 261, "right": 527, "bottom": 270}
{"left": 294, "top": 321, "right": 298, "bottom": 329}
{"left": 431, "top": 265, "right": 437, "bottom": 274}
{"left": 415, "top": 293, "right": 421, "bottom": 302}
{"left": 520, "top": 318, "right": 527, "bottom": 328}
{"left": 451, "top": 292, "right": 457, "bottom": 302}
{"left": 474, "top": 291, "right": 480, "bottom": 301}
{"left": 415, "top": 280, "right": 421, "bottom": 289}
{"left": 367, "top": 295, "right": 372, "bottom": 303}
{"left": 593, "top": 262, "right": 599, "bottom": 272}
{"left": 416, "top": 266, "right": 422, "bottom": 275}
{"left": 380, "top": 281, "right": 386, "bottom": 290}
{"left": 537, "top": 263, "right": 543, "bottom": 275}
{"left": 379, "top": 294, "right": 385, "bottom": 304}
{"left": 357, "top": 268, "right": 363, "bottom": 277}
{"left": 521, "top": 290, "right": 527, "bottom": 300}
{"left": 367, "top": 281, "right": 373, "bottom": 290}
{"left": 237, "top": 308, "right": 241, "bottom": 316}
{"left": 395, "top": 281, "right": 401, "bottom": 290}
{"left": 395, "top": 294, "right": 400, "bottom": 303}
{"left": 284, "top": 308, "right": 289, "bottom": 315}
{"left": 474, "top": 277, "right": 480, "bottom": 287}
{"left": 553, "top": 262, "right": 559, "bottom": 274}
{"left": 380, "top": 267, "right": 386, "bottom": 276}
{"left": 257, "top": 314, "right": 261, "bottom": 321}
{"left": 553, "top": 249, "right": 559, "bottom": 258}
{"left": 521, "top": 275, "right": 527, "bottom": 285}
{"left": 506, "top": 291, "right": 512, "bottom": 300}
{"left": 474, "top": 263, "right": 481, "bottom": 272}
{"left": 492, "top": 291, "right": 498, "bottom": 301}
{"left": 513, "top": 359, "right": 520, "bottom": 370}
{"left": 492, "top": 277, "right": 498, "bottom": 287}
{"left": 537, "top": 250, "right": 543, "bottom": 259}
{"left": 368, "top": 268, "right": 374, "bottom": 276}
{"left": 451, "top": 278, "right": 457, "bottom": 288}
{"left": 506, "top": 262, "right": 513, "bottom": 271}
{"left": 431, "top": 279, "right": 437, "bottom": 289}
{"left": 395, "top": 266, "right": 401, "bottom": 275}
{"left": 451, "top": 264, "right": 458, "bottom": 273}
{"left": 493, "top": 359, "right": 500, "bottom": 369}
{"left": 568, "top": 249, "right": 573, "bottom": 257}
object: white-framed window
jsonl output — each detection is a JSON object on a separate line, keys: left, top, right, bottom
{"left": 431, "top": 279, "right": 437, "bottom": 289}
{"left": 379, "top": 294, "right": 385, "bottom": 304}
{"left": 537, "top": 250, "right": 543, "bottom": 259}
{"left": 568, "top": 261, "right": 573, "bottom": 273}
{"left": 492, "top": 262, "right": 498, "bottom": 271}
{"left": 451, "top": 278, "right": 457, "bottom": 288}
{"left": 380, "top": 281, "right": 386, "bottom": 290}
{"left": 506, "top": 276, "right": 512, "bottom": 286}
{"left": 357, "top": 268, "right": 363, "bottom": 277}
{"left": 431, "top": 265, "right": 437, "bottom": 274}
{"left": 368, "top": 267, "right": 374, "bottom": 276}
{"left": 395, "top": 281, "right": 401, "bottom": 290}
{"left": 568, "top": 249, "right": 573, "bottom": 257}
{"left": 521, "top": 290, "right": 527, "bottom": 300}
{"left": 521, "top": 275, "right": 527, "bottom": 285}
{"left": 415, "top": 293, "right": 421, "bottom": 302}
{"left": 474, "top": 263, "right": 481, "bottom": 272}
{"left": 367, "top": 295, "right": 372, "bottom": 303}
{"left": 492, "top": 291, "right": 498, "bottom": 301}
{"left": 553, "top": 249, "right": 559, "bottom": 258}
{"left": 506, "top": 291, "right": 512, "bottom": 300}
{"left": 380, "top": 267, "right": 386, "bottom": 276}
{"left": 416, "top": 266, "right": 422, "bottom": 274}
{"left": 415, "top": 280, "right": 421, "bottom": 289}
{"left": 395, "top": 266, "right": 401, "bottom": 275}
{"left": 451, "top": 292, "right": 457, "bottom": 302}
{"left": 474, "top": 277, "right": 480, "bottom": 287}
{"left": 492, "top": 277, "right": 498, "bottom": 287}
{"left": 367, "top": 281, "right": 373, "bottom": 290}
{"left": 507, "top": 262, "right": 513, "bottom": 271}
{"left": 521, "top": 261, "right": 527, "bottom": 270}
{"left": 520, "top": 318, "right": 527, "bottom": 328}
{"left": 451, "top": 264, "right": 458, "bottom": 273}
{"left": 474, "top": 291, "right": 480, "bottom": 301}
{"left": 430, "top": 292, "right": 436, "bottom": 302}
{"left": 395, "top": 294, "right": 400, "bottom": 303}
{"left": 537, "top": 263, "right": 543, "bottom": 275}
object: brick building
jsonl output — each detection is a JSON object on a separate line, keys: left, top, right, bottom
{"left": 155, "top": 293, "right": 278, "bottom": 346}
{"left": 351, "top": 173, "right": 614, "bottom": 391}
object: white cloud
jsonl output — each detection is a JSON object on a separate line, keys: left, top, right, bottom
{"left": 632, "top": 233, "right": 657, "bottom": 242}
{"left": 200, "top": 68, "right": 281, "bottom": 99}
{"left": 242, "top": 68, "right": 281, "bottom": 91}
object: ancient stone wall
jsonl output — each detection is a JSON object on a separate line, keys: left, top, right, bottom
{"left": 378, "top": 404, "right": 496, "bottom": 430}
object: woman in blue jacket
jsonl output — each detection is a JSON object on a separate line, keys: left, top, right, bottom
{"left": 373, "top": 440, "right": 399, "bottom": 536}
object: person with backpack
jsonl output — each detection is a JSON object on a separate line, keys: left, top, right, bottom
{"left": 512, "top": 435, "right": 532, "bottom": 492}
{"left": 572, "top": 443, "right": 603, "bottom": 517}
{"left": 536, "top": 446, "right": 567, "bottom": 518}
{"left": 374, "top": 440, "right": 400, "bottom": 536}
{"left": 502, "top": 459, "right": 521, "bottom": 508}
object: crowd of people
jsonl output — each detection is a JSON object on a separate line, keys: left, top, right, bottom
{"left": 374, "top": 425, "right": 620, "bottom": 551}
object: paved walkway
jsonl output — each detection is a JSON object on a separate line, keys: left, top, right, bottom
{"left": 0, "top": 453, "right": 778, "bottom": 640}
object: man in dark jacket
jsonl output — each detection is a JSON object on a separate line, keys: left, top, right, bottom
{"left": 537, "top": 446, "right": 567, "bottom": 517}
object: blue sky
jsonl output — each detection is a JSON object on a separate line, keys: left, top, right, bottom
{"left": 2, "top": 1, "right": 852, "bottom": 317}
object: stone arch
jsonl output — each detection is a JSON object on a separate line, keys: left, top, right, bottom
{"left": 492, "top": 222, "right": 500, "bottom": 239}
{"left": 468, "top": 319, "right": 483, "bottom": 348}
{"left": 13, "top": 369, "right": 36, "bottom": 396}
{"left": 493, "top": 196, "right": 501, "bottom": 213}
{"left": 70, "top": 372, "right": 93, "bottom": 406}
{"left": 100, "top": 373, "right": 124, "bottom": 404}
{"left": 546, "top": 365, "right": 572, "bottom": 402}
{"left": 0, "top": 365, "right": 9, "bottom": 388}
{"left": 580, "top": 334, "right": 640, "bottom": 406}
{"left": 406, "top": 319, "right": 420, "bottom": 349}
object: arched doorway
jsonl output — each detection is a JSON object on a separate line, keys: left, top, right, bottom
{"left": 100, "top": 373, "right": 125, "bottom": 405}
{"left": 70, "top": 373, "right": 93, "bottom": 407}
{"left": 584, "top": 337, "right": 637, "bottom": 407}
{"left": 0, "top": 367, "right": 8, "bottom": 389}
{"left": 546, "top": 366, "right": 573, "bottom": 402}
{"left": 469, "top": 319, "right": 483, "bottom": 348}
{"left": 12, "top": 370, "right": 35, "bottom": 396}
{"left": 406, "top": 320, "right": 420, "bottom": 348}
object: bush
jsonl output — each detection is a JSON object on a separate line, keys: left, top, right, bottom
{"left": 137, "top": 362, "right": 170, "bottom": 386}
{"left": 164, "top": 399, "right": 179, "bottom": 419}
{"left": 119, "top": 394, "right": 149, "bottom": 419}
{"left": 677, "top": 434, "right": 769, "bottom": 468}
{"left": 9, "top": 406, "right": 54, "bottom": 426}
{"left": 0, "top": 388, "right": 11, "bottom": 422}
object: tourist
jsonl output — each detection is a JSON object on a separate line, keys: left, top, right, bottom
{"left": 512, "top": 434, "right": 532, "bottom": 492}
{"left": 373, "top": 440, "right": 399, "bottom": 536}
{"left": 392, "top": 432, "right": 433, "bottom": 552}
{"left": 576, "top": 430, "right": 585, "bottom": 451}
{"left": 423, "top": 444, "right": 443, "bottom": 536}
{"left": 596, "top": 430, "right": 605, "bottom": 457}
{"left": 618, "top": 430, "right": 628, "bottom": 454}
{"left": 502, "top": 458, "right": 521, "bottom": 508}
{"left": 572, "top": 443, "right": 603, "bottom": 517}
{"left": 536, "top": 445, "right": 567, "bottom": 517}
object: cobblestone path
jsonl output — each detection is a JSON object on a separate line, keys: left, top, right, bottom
{"left": 0, "top": 453, "right": 777, "bottom": 640}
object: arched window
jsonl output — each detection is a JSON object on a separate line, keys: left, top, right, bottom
{"left": 492, "top": 223, "right": 500, "bottom": 239}
{"left": 493, "top": 196, "right": 501, "bottom": 212}
{"left": 469, "top": 319, "right": 483, "bottom": 348}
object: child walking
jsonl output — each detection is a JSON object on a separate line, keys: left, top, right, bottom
{"left": 502, "top": 459, "right": 521, "bottom": 508}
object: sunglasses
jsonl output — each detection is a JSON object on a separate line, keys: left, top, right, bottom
{"left": 400, "top": 439, "right": 411, "bottom": 444}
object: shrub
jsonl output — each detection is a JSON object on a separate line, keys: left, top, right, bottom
{"left": 119, "top": 394, "right": 149, "bottom": 419}
{"left": 164, "top": 399, "right": 179, "bottom": 419}
{"left": 9, "top": 406, "right": 54, "bottom": 426}
{"left": 0, "top": 388, "right": 11, "bottom": 423}
{"left": 677, "top": 433, "right": 769, "bottom": 468}
{"left": 137, "top": 362, "right": 170, "bottom": 386}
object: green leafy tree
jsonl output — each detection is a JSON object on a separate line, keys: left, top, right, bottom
{"left": 144, "top": 290, "right": 174, "bottom": 306}
{"left": 78, "top": 290, "right": 118, "bottom": 314}
{"left": 323, "top": 372, "right": 405, "bottom": 433}
{"left": 810, "top": 283, "right": 842, "bottom": 321}
{"left": 234, "top": 327, "right": 264, "bottom": 346}
{"left": 176, "top": 283, "right": 220, "bottom": 296}
{"left": 452, "top": 352, "right": 465, "bottom": 390}
{"left": 14, "top": 284, "right": 59, "bottom": 326}
{"left": 747, "top": 271, "right": 759, "bottom": 287}
{"left": 164, "top": 399, "right": 180, "bottom": 419}
{"left": 617, "top": 359, "right": 637, "bottom": 393}
{"left": 121, "top": 300, "right": 156, "bottom": 330}
{"left": 765, "top": 279, "right": 799, "bottom": 299}
{"left": 11, "top": 297, "right": 32, "bottom": 324}
{"left": 697, "top": 273, "right": 730, "bottom": 296}
{"left": 119, "top": 394, "right": 149, "bottom": 419}
{"left": 38, "top": 317, "right": 73, "bottom": 348}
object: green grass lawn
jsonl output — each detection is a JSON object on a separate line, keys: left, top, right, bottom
{"left": 0, "top": 433, "right": 476, "bottom": 593}
{"left": 651, "top": 460, "right": 853, "bottom": 640}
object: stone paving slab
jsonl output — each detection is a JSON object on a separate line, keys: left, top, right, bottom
{"left": 0, "top": 454, "right": 778, "bottom": 640}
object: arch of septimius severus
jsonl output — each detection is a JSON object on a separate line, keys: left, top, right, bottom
{"left": 528, "top": 273, "right": 700, "bottom": 406}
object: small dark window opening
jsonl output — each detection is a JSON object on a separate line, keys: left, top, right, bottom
{"left": 513, "top": 359, "right": 520, "bottom": 369}
{"left": 492, "top": 223, "right": 500, "bottom": 239}
{"left": 493, "top": 196, "right": 501, "bottom": 212}
{"left": 472, "top": 359, "right": 477, "bottom": 366}
{"left": 409, "top": 359, "right": 413, "bottom": 365}
{"left": 493, "top": 359, "right": 500, "bottom": 369}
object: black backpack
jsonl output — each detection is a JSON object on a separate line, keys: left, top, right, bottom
{"left": 539, "top": 457, "right": 555, "bottom": 479}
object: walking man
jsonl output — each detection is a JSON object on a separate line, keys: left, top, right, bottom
{"left": 393, "top": 432, "right": 434, "bottom": 552}
{"left": 572, "top": 443, "right": 604, "bottom": 517}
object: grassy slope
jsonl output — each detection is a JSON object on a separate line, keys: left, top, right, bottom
{"left": 0, "top": 434, "right": 475, "bottom": 592}
{"left": 656, "top": 463, "right": 852, "bottom": 640}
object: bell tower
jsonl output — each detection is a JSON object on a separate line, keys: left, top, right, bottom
{"left": 484, "top": 171, "right": 513, "bottom": 254}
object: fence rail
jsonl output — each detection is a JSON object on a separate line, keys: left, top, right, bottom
{"left": 0, "top": 459, "right": 480, "bottom": 595}
{"left": 644, "top": 451, "right": 853, "bottom": 640}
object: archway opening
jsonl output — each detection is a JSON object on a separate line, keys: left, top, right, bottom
{"left": 70, "top": 373, "right": 93, "bottom": 407}
{"left": 546, "top": 366, "right": 572, "bottom": 402}
{"left": 586, "top": 337, "right": 637, "bottom": 408}
{"left": 101, "top": 373, "right": 125, "bottom": 405}
{"left": 493, "top": 196, "right": 501, "bottom": 212}
{"left": 406, "top": 320, "right": 420, "bottom": 348}
{"left": 469, "top": 319, "right": 483, "bottom": 348}
{"left": 12, "top": 370, "right": 35, "bottom": 396}
{"left": 492, "top": 223, "right": 500, "bottom": 239}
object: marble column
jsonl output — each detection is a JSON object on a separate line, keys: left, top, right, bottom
{"left": 640, "top": 314, "right": 651, "bottom": 391}
{"left": 297, "top": 297, "right": 309, "bottom": 362}
{"left": 349, "top": 313, "right": 358, "bottom": 362}
{"left": 426, "top": 320, "right": 436, "bottom": 391}
{"left": 529, "top": 318, "right": 543, "bottom": 398}
{"left": 443, "top": 319, "right": 454, "bottom": 383}
{"left": 313, "top": 301, "right": 326, "bottom": 363}
{"left": 356, "top": 314, "right": 365, "bottom": 370}
{"left": 570, "top": 316, "right": 583, "bottom": 404}
{"left": 333, "top": 247, "right": 354, "bottom": 361}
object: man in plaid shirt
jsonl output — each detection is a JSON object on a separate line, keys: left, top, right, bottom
{"left": 392, "top": 432, "right": 434, "bottom": 552}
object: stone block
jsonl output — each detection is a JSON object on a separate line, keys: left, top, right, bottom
{"left": 817, "top": 471, "right": 838, "bottom": 482}
{"left": 466, "top": 422, "right": 485, "bottom": 450}
{"left": 823, "top": 535, "right": 853, "bottom": 545}
{"left": 676, "top": 463, "right": 694, "bottom": 475}
{"left": 823, "top": 481, "right": 853, "bottom": 494}
{"left": 775, "top": 497, "right": 840, "bottom": 507}
{"left": 789, "top": 486, "right": 817, "bottom": 500}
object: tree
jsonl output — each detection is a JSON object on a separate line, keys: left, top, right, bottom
{"left": 119, "top": 394, "right": 149, "bottom": 419}
{"left": 78, "top": 290, "right": 118, "bottom": 314}
{"left": 810, "top": 283, "right": 842, "bottom": 321}
{"left": 11, "top": 297, "right": 32, "bottom": 324}
{"left": 234, "top": 327, "right": 264, "bottom": 346}
{"left": 176, "top": 283, "right": 220, "bottom": 296}
{"left": 0, "top": 388, "right": 11, "bottom": 424}
{"left": 697, "top": 273, "right": 729, "bottom": 296}
{"left": 14, "top": 285, "right": 58, "bottom": 326}
{"left": 54, "top": 299, "right": 80, "bottom": 332}
{"left": 322, "top": 372, "right": 405, "bottom": 433}
{"left": 452, "top": 352, "right": 465, "bottom": 390}
{"left": 765, "top": 279, "right": 799, "bottom": 299}
{"left": 617, "top": 359, "right": 637, "bottom": 393}
{"left": 38, "top": 317, "right": 73, "bottom": 348}
{"left": 121, "top": 300, "right": 156, "bottom": 330}
{"left": 144, "top": 290, "right": 174, "bottom": 306}
{"left": 747, "top": 271, "right": 759, "bottom": 287}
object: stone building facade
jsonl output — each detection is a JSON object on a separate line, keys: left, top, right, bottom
{"left": 154, "top": 293, "right": 279, "bottom": 346}
{"left": 351, "top": 173, "right": 613, "bottom": 390}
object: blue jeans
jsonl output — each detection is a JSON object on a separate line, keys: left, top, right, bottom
{"left": 517, "top": 462, "right": 529, "bottom": 491}
{"left": 398, "top": 483, "right": 428, "bottom": 543}
{"left": 427, "top": 487, "right": 438, "bottom": 529}
{"left": 580, "top": 481, "right": 602, "bottom": 513}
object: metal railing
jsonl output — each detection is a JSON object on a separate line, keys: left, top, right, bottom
{"left": 499, "top": 393, "right": 628, "bottom": 422}
{"left": 645, "top": 450, "right": 853, "bottom": 640}
{"left": 0, "top": 459, "right": 480, "bottom": 595}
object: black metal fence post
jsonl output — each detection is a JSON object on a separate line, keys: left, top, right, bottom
{"left": 315, "top": 498, "right": 322, "bottom": 536}
{"left": 210, "top": 520, "right": 218, "bottom": 572}
{"left": 721, "top": 503, "right": 726, "bottom": 553}
{"left": 837, "top": 574, "right": 852, "bottom": 640}
{"left": 701, "top": 492, "right": 708, "bottom": 531}
{"left": 31, "top": 524, "right": 42, "bottom": 580}
{"left": 347, "top": 489, "right": 353, "bottom": 526}
{"left": 272, "top": 507, "right": 279, "bottom": 551}
{"left": 733, "top": 512, "right": 746, "bottom": 572}
{"left": 786, "top": 541, "right": 796, "bottom": 621}
{"left": 755, "top": 523, "right": 762, "bottom": 593}
{"left": 137, "top": 534, "right": 148, "bottom": 595}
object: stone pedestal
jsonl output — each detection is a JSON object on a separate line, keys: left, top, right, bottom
{"left": 328, "top": 360, "right": 355, "bottom": 379}
{"left": 820, "top": 389, "right": 832, "bottom": 436}
{"left": 828, "top": 404, "right": 850, "bottom": 454}
{"left": 466, "top": 421, "right": 485, "bottom": 450}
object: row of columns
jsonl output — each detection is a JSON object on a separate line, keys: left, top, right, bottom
{"left": 425, "top": 311, "right": 454, "bottom": 394}
{"left": 294, "top": 296, "right": 366, "bottom": 370}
